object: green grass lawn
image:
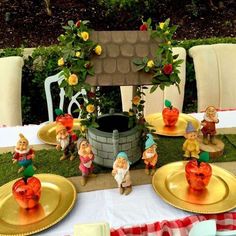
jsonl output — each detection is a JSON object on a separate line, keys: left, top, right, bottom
{"left": 0, "top": 134, "right": 235, "bottom": 187}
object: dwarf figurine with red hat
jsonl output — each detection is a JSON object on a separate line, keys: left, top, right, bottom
{"left": 201, "top": 106, "right": 219, "bottom": 145}
{"left": 77, "top": 137, "right": 95, "bottom": 186}
{"left": 183, "top": 122, "right": 200, "bottom": 159}
{"left": 56, "top": 123, "right": 77, "bottom": 161}
{"left": 12, "top": 133, "right": 35, "bottom": 173}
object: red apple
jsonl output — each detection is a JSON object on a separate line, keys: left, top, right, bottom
{"left": 185, "top": 160, "right": 212, "bottom": 191}
{"left": 12, "top": 176, "right": 41, "bottom": 209}
{"left": 162, "top": 100, "right": 179, "bottom": 127}
{"left": 55, "top": 111, "right": 73, "bottom": 133}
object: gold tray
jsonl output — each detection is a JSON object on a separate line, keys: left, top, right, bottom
{"left": 37, "top": 119, "right": 81, "bottom": 145}
{"left": 0, "top": 174, "right": 77, "bottom": 236}
{"left": 145, "top": 113, "right": 200, "bottom": 136}
{"left": 152, "top": 161, "right": 236, "bottom": 214}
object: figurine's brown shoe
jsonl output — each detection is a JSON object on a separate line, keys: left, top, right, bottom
{"left": 80, "top": 177, "right": 87, "bottom": 186}
{"left": 210, "top": 136, "right": 217, "bottom": 145}
{"left": 203, "top": 137, "right": 209, "bottom": 145}
{"left": 145, "top": 168, "right": 150, "bottom": 175}
{"left": 124, "top": 186, "right": 132, "bottom": 195}
{"left": 88, "top": 173, "right": 97, "bottom": 177}
{"left": 60, "top": 155, "right": 67, "bottom": 161}
{"left": 120, "top": 187, "right": 124, "bottom": 195}
{"left": 69, "top": 155, "right": 76, "bottom": 161}
{"left": 150, "top": 169, "right": 156, "bottom": 176}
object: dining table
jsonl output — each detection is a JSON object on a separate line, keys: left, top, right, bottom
{"left": 1, "top": 110, "right": 236, "bottom": 236}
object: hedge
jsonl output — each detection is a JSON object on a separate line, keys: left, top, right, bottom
{"left": 1, "top": 37, "right": 236, "bottom": 124}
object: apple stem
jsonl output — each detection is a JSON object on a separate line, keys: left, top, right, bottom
{"left": 23, "top": 177, "right": 28, "bottom": 185}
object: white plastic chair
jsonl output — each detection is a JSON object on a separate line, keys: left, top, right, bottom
{"left": 0, "top": 56, "right": 24, "bottom": 126}
{"left": 120, "top": 47, "right": 186, "bottom": 115}
{"left": 189, "top": 43, "right": 236, "bottom": 112}
{"left": 44, "top": 72, "right": 84, "bottom": 122}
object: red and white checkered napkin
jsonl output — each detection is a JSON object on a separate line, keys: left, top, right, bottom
{"left": 110, "top": 212, "right": 236, "bottom": 236}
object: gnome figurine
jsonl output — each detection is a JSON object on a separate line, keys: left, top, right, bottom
{"left": 77, "top": 137, "right": 95, "bottom": 186}
{"left": 112, "top": 152, "right": 132, "bottom": 195}
{"left": 142, "top": 134, "right": 158, "bottom": 175}
{"left": 12, "top": 133, "right": 35, "bottom": 173}
{"left": 183, "top": 122, "right": 200, "bottom": 159}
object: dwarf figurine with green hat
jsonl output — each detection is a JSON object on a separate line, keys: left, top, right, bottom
{"left": 183, "top": 122, "right": 200, "bottom": 159}
{"left": 142, "top": 134, "right": 158, "bottom": 175}
{"left": 112, "top": 151, "right": 132, "bottom": 195}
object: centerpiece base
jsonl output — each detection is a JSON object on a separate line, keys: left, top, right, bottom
{"left": 198, "top": 136, "right": 225, "bottom": 158}
{"left": 87, "top": 112, "right": 141, "bottom": 168}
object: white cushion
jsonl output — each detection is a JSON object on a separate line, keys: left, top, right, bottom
{"left": 120, "top": 47, "right": 186, "bottom": 115}
{"left": 189, "top": 44, "right": 236, "bottom": 112}
{"left": 0, "top": 56, "right": 24, "bottom": 126}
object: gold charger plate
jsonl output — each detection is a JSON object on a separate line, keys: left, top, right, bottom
{"left": 152, "top": 161, "right": 236, "bottom": 214}
{"left": 0, "top": 174, "right": 77, "bottom": 236}
{"left": 37, "top": 119, "right": 81, "bottom": 145}
{"left": 145, "top": 113, "right": 200, "bottom": 136}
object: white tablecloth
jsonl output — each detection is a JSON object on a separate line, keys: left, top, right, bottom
{"left": 38, "top": 184, "right": 195, "bottom": 236}
{"left": 1, "top": 111, "right": 236, "bottom": 148}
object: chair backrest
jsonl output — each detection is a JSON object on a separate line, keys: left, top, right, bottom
{"left": 0, "top": 56, "right": 24, "bottom": 126}
{"left": 44, "top": 73, "right": 83, "bottom": 122}
{"left": 120, "top": 47, "right": 186, "bottom": 115}
{"left": 189, "top": 43, "right": 236, "bottom": 112}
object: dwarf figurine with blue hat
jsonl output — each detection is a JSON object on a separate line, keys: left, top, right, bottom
{"left": 142, "top": 134, "right": 158, "bottom": 175}
{"left": 112, "top": 151, "right": 132, "bottom": 195}
{"left": 183, "top": 122, "right": 200, "bottom": 159}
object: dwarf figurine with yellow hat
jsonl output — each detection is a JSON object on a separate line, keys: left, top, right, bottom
{"left": 12, "top": 133, "right": 35, "bottom": 173}
{"left": 183, "top": 122, "right": 200, "bottom": 159}
{"left": 142, "top": 134, "right": 158, "bottom": 176}
{"left": 112, "top": 152, "right": 132, "bottom": 195}
{"left": 56, "top": 123, "right": 77, "bottom": 161}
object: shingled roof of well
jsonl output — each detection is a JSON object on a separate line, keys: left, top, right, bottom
{"left": 86, "top": 31, "right": 160, "bottom": 86}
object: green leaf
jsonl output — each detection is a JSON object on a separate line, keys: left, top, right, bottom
{"left": 142, "top": 57, "right": 148, "bottom": 64}
{"left": 199, "top": 152, "right": 210, "bottom": 162}
{"left": 144, "top": 66, "right": 150, "bottom": 72}
{"left": 165, "top": 99, "right": 172, "bottom": 108}
{"left": 132, "top": 58, "right": 143, "bottom": 65}
{"left": 23, "top": 165, "right": 34, "bottom": 178}
{"left": 68, "top": 20, "right": 74, "bottom": 27}
{"left": 160, "top": 84, "right": 165, "bottom": 90}
{"left": 150, "top": 85, "right": 158, "bottom": 93}
{"left": 135, "top": 64, "right": 146, "bottom": 71}
{"left": 173, "top": 54, "right": 179, "bottom": 60}
{"left": 55, "top": 108, "right": 64, "bottom": 116}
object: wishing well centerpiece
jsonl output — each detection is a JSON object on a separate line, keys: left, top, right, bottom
{"left": 56, "top": 18, "right": 183, "bottom": 167}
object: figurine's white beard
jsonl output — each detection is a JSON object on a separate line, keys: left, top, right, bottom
{"left": 114, "top": 166, "right": 129, "bottom": 186}
{"left": 15, "top": 148, "right": 30, "bottom": 154}
{"left": 57, "top": 136, "right": 69, "bottom": 150}
{"left": 145, "top": 152, "right": 155, "bottom": 158}
{"left": 204, "top": 112, "right": 218, "bottom": 122}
